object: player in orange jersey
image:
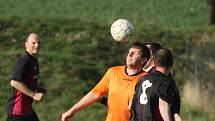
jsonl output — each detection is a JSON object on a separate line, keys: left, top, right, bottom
{"left": 61, "top": 42, "right": 150, "bottom": 121}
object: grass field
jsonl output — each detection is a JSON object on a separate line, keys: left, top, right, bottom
{"left": 0, "top": 0, "right": 207, "bottom": 30}
{"left": 0, "top": 0, "right": 214, "bottom": 121}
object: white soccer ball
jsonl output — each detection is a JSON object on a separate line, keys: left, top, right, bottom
{"left": 110, "top": 19, "right": 134, "bottom": 42}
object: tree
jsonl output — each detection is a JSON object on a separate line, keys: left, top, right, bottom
{"left": 207, "top": 0, "right": 215, "bottom": 24}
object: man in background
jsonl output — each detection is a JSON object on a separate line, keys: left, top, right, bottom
{"left": 7, "top": 33, "right": 46, "bottom": 121}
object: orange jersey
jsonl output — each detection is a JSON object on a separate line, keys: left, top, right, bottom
{"left": 91, "top": 66, "right": 147, "bottom": 121}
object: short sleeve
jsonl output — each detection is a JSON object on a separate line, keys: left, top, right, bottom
{"left": 157, "top": 80, "right": 174, "bottom": 103}
{"left": 171, "top": 87, "right": 181, "bottom": 114}
{"left": 11, "top": 56, "right": 28, "bottom": 82}
{"left": 91, "top": 68, "right": 111, "bottom": 97}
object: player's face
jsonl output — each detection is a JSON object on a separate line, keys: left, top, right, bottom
{"left": 25, "top": 37, "right": 40, "bottom": 56}
{"left": 126, "top": 46, "right": 143, "bottom": 68}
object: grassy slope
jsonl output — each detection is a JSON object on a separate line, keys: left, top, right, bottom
{"left": 0, "top": 0, "right": 214, "bottom": 121}
{"left": 0, "top": 0, "right": 207, "bottom": 30}
{"left": 0, "top": 19, "right": 128, "bottom": 121}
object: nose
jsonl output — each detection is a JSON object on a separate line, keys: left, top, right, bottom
{"left": 128, "top": 52, "right": 133, "bottom": 57}
{"left": 35, "top": 42, "right": 40, "bottom": 48}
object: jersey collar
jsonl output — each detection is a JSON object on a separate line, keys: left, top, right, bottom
{"left": 124, "top": 66, "right": 145, "bottom": 76}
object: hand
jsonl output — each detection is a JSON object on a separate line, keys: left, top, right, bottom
{"left": 61, "top": 110, "right": 75, "bottom": 121}
{"left": 174, "top": 114, "right": 182, "bottom": 121}
{"left": 32, "top": 92, "right": 44, "bottom": 101}
{"left": 36, "top": 87, "right": 47, "bottom": 93}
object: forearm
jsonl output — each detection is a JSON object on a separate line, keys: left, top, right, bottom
{"left": 159, "top": 98, "right": 172, "bottom": 121}
{"left": 11, "top": 80, "right": 44, "bottom": 101}
{"left": 11, "top": 80, "right": 34, "bottom": 97}
{"left": 174, "top": 114, "right": 182, "bottom": 121}
{"left": 68, "top": 92, "right": 100, "bottom": 113}
{"left": 61, "top": 91, "right": 103, "bottom": 121}
{"left": 62, "top": 92, "right": 99, "bottom": 121}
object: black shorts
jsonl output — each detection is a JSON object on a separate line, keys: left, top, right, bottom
{"left": 7, "top": 112, "right": 40, "bottom": 121}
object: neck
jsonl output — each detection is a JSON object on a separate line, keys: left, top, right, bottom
{"left": 126, "top": 66, "right": 143, "bottom": 76}
{"left": 143, "top": 64, "right": 154, "bottom": 73}
{"left": 26, "top": 50, "right": 37, "bottom": 57}
{"left": 155, "top": 66, "right": 170, "bottom": 75}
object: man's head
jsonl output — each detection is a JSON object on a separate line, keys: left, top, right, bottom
{"left": 144, "top": 42, "right": 161, "bottom": 57}
{"left": 25, "top": 33, "right": 40, "bottom": 56}
{"left": 143, "top": 42, "right": 162, "bottom": 70}
{"left": 154, "top": 48, "right": 173, "bottom": 68}
{"left": 126, "top": 42, "right": 150, "bottom": 68}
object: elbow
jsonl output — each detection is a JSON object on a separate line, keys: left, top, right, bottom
{"left": 174, "top": 114, "right": 182, "bottom": 121}
{"left": 10, "top": 80, "right": 17, "bottom": 87}
{"left": 159, "top": 99, "right": 165, "bottom": 111}
{"left": 159, "top": 103, "right": 165, "bottom": 113}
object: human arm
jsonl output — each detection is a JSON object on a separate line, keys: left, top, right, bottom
{"left": 157, "top": 79, "right": 176, "bottom": 121}
{"left": 93, "top": 68, "right": 112, "bottom": 106}
{"left": 61, "top": 92, "right": 100, "bottom": 121}
{"left": 159, "top": 98, "right": 172, "bottom": 121}
{"left": 174, "top": 113, "right": 182, "bottom": 121}
{"left": 10, "top": 80, "right": 43, "bottom": 101}
{"left": 170, "top": 80, "right": 182, "bottom": 121}
{"left": 61, "top": 68, "right": 110, "bottom": 121}
{"left": 172, "top": 92, "right": 182, "bottom": 121}
{"left": 36, "top": 86, "right": 47, "bottom": 93}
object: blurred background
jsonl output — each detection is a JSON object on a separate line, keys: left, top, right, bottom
{"left": 0, "top": 0, "right": 214, "bottom": 121}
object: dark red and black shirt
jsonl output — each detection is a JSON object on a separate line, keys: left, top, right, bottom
{"left": 130, "top": 70, "right": 180, "bottom": 121}
{"left": 7, "top": 52, "right": 39, "bottom": 116}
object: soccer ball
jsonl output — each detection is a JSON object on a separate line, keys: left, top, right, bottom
{"left": 110, "top": 19, "right": 134, "bottom": 42}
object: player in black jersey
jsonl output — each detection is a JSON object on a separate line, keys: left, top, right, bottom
{"left": 99, "top": 42, "right": 162, "bottom": 106}
{"left": 130, "top": 48, "right": 181, "bottom": 121}
{"left": 7, "top": 33, "right": 45, "bottom": 121}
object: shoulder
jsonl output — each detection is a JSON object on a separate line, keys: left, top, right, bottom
{"left": 108, "top": 66, "right": 124, "bottom": 72}
{"left": 17, "top": 52, "right": 31, "bottom": 65}
{"left": 137, "top": 73, "right": 151, "bottom": 85}
{"left": 139, "top": 72, "right": 156, "bottom": 81}
{"left": 158, "top": 77, "right": 174, "bottom": 91}
{"left": 109, "top": 66, "right": 124, "bottom": 70}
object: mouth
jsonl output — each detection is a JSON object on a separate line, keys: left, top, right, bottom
{"left": 33, "top": 49, "right": 39, "bottom": 53}
{"left": 126, "top": 58, "right": 133, "bottom": 64}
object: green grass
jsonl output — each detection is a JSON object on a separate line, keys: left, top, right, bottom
{"left": 0, "top": 19, "right": 214, "bottom": 121}
{"left": 181, "top": 101, "right": 215, "bottom": 121}
{"left": 0, "top": 0, "right": 207, "bottom": 31}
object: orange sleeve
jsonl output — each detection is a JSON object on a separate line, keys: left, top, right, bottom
{"left": 91, "top": 68, "right": 111, "bottom": 97}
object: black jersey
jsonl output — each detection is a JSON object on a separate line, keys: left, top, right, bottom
{"left": 7, "top": 52, "right": 39, "bottom": 116}
{"left": 169, "top": 74, "right": 180, "bottom": 115}
{"left": 130, "top": 70, "right": 179, "bottom": 121}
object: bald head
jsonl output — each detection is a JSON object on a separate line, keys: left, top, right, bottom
{"left": 25, "top": 33, "right": 40, "bottom": 56}
{"left": 26, "top": 33, "right": 40, "bottom": 42}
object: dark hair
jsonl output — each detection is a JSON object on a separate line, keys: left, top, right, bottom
{"left": 131, "top": 42, "right": 150, "bottom": 60}
{"left": 144, "top": 42, "right": 162, "bottom": 56}
{"left": 154, "top": 48, "right": 173, "bottom": 67}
